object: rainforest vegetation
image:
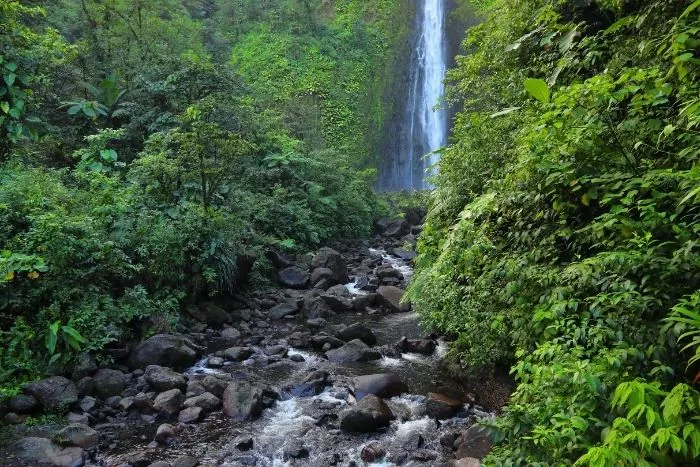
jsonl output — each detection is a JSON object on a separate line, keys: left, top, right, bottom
{"left": 0, "top": 0, "right": 410, "bottom": 391}
{"left": 1, "top": 0, "right": 700, "bottom": 465}
{"left": 408, "top": 0, "right": 700, "bottom": 464}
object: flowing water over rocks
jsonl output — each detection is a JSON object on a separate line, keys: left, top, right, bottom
{"left": 3, "top": 218, "right": 509, "bottom": 467}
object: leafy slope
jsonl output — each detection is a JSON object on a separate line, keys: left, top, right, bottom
{"left": 408, "top": 0, "right": 700, "bottom": 464}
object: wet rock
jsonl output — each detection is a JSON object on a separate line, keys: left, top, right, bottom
{"left": 268, "top": 303, "right": 298, "bottom": 320}
{"left": 454, "top": 425, "right": 495, "bottom": 459}
{"left": 179, "top": 406, "right": 204, "bottom": 423}
{"left": 410, "top": 449, "right": 438, "bottom": 462}
{"left": 220, "top": 327, "right": 241, "bottom": 342}
{"left": 77, "top": 377, "right": 95, "bottom": 397}
{"left": 4, "top": 413, "right": 27, "bottom": 424}
{"left": 183, "top": 392, "right": 221, "bottom": 412}
{"left": 303, "top": 295, "right": 334, "bottom": 319}
{"left": 119, "top": 396, "right": 134, "bottom": 411}
{"left": 384, "top": 219, "right": 410, "bottom": 238}
{"left": 310, "top": 333, "right": 344, "bottom": 350}
{"left": 375, "top": 265, "right": 403, "bottom": 281}
{"left": 290, "top": 354, "right": 305, "bottom": 362}
{"left": 121, "top": 451, "right": 154, "bottom": 467}
{"left": 72, "top": 353, "right": 98, "bottom": 381}
{"left": 426, "top": 393, "right": 462, "bottom": 419}
{"left": 310, "top": 247, "right": 349, "bottom": 284}
{"left": 352, "top": 374, "right": 408, "bottom": 400}
{"left": 224, "top": 346, "right": 254, "bottom": 362}
{"left": 234, "top": 455, "right": 257, "bottom": 465}
{"left": 264, "top": 345, "right": 288, "bottom": 357}
{"left": 235, "top": 437, "right": 254, "bottom": 451}
{"left": 130, "top": 334, "right": 199, "bottom": 371}
{"left": 207, "top": 357, "right": 224, "bottom": 368}
{"left": 306, "top": 317, "right": 326, "bottom": 329}
{"left": 278, "top": 266, "right": 309, "bottom": 289}
{"left": 133, "top": 392, "right": 153, "bottom": 411}
{"left": 66, "top": 412, "right": 90, "bottom": 425}
{"left": 187, "top": 303, "right": 229, "bottom": 326}
{"left": 57, "top": 423, "right": 99, "bottom": 449}
{"left": 12, "top": 437, "right": 84, "bottom": 467}
{"left": 284, "top": 370, "right": 329, "bottom": 397}
{"left": 335, "top": 322, "right": 377, "bottom": 346}
{"left": 391, "top": 248, "right": 417, "bottom": 261}
{"left": 172, "top": 456, "right": 199, "bottom": 467}
{"left": 340, "top": 394, "right": 393, "bottom": 433}
{"left": 325, "top": 339, "right": 381, "bottom": 363}
{"left": 24, "top": 376, "right": 79, "bottom": 411}
{"left": 153, "top": 389, "right": 184, "bottom": 415}
{"left": 155, "top": 423, "right": 176, "bottom": 444}
{"left": 399, "top": 337, "right": 436, "bottom": 355}
{"left": 105, "top": 395, "right": 121, "bottom": 409}
{"left": 440, "top": 432, "right": 459, "bottom": 448}
{"left": 78, "top": 396, "right": 97, "bottom": 412}
{"left": 376, "top": 286, "right": 410, "bottom": 313}
{"left": 284, "top": 444, "right": 309, "bottom": 460}
{"left": 9, "top": 394, "right": 38, "bottom": 414}
{"left": 145, "top": 365, "right": 186, "bottom": 392}
{"left": 148, "top": 462, "right": 171, "bottom": 467}
{"left": 401, "top": 432, "right": 424, "bottom": 451}
{"left": 321, "top": 293, "right": 353, "bottom": 312}
{"left": 310, "top": 267, "right": 335, "bottom": 289}
{"left": 91, "top": 369, "right": 126, "bottom": 400}
{"left": 222, "top": 383, "right": 264, "bottom": 420}
{"left": 360, "top": 442, "right": 386, "bottom": 462}
{"left": 201, "top": 376, "right": 228, "bottom": 397}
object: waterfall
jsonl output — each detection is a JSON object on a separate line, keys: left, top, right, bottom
{"left": 379, "top": 0, "right": 449, "bottom": 191}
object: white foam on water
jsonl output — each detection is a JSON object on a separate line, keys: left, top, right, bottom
{"left": 183, "top": 358, "right": 227, "bottom": 376}
{"left": 287, "top": 347, "right": 322, "bottom": 364}
{"left": 379, "top": 356, "right": 404, "bottom": 367}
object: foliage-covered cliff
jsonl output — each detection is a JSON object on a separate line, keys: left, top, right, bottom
{"left": 408, "top": 0, "right": 700, "bottom": 464}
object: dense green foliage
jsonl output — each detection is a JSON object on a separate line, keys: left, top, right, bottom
{"left": 0, "top": 0, "right": 405, "bottom": 391}
{"left": 408, "top": 0, "right": 700, "bottom": 464}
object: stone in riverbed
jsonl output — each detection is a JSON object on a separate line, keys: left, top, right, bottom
{"left": 222, "top": 383, "right": 264, "bottom": 420}
{"left": 130, "top": 334, "right": 199, "bottom": 371}
{"left": 398, "top": 337, "right": 436, "bottom": 355}
{"left": 144, "top": 365, "right": 186, "bottom": 392}
{"left": 284, "top": 370, "right": 329, "bottom": 397}
{"left": 154, "top": 423, "right": 176, "bottom": 444}
{"left": 426, "top": 392, "right": 463, "bottom": 419}
{"left": 310, "top": 247, "right": 349, "bottom": 285}
{"left": 23, "top": 376, "right": 79, "bottom": 411}
{"left": 153, "top": 389, "right": 184, "bottom": 415}
{"left": 224, "top": 346, "right": 254, "bottom": 362}
{"left": 92, "top": 369, "right": 125, "bottom": 399}
{"left": 361, "top": 442, "right": 386, "bottom": 463}
{"left": 201, "top": 375, "right": 228, "bottom": 397}
{"left": 179, "top": 406, "right": 204, "bottom": 424}
{"left": 8, "top": 394, "right": 38, "bottom": 414}
{"left": 12, "top": 437, "right": 84, "bottom": 467}
{"left": 183, "top": 392, "right": 221, "bottom": 412}
{"left": 376, "top": 286, "right": 410, "bottom": 313}
{"left": 453, "top": 458, "right": 482, "bottom": 467}
{"left": 56, "top": 423, "right": 99, "bottom": 449}
{"left": 310, "top": 267, "right": 335, "bottom": 289}
{"left": 172, "top": 456, "right": 199, "bottom": 467}
{"left": 454, "top": 425, "right": 495, "bottom": 459}
{"left": 352, "top": 374, "right": 408, "bottom": 400}
{"left": 340, "top": 394, "right": 393, "bottom": 433}
{"left": 335, "top": 322, "right": 377, "bottom": 346}
{"left": 278, "top": 266, "right": 309, "bottom": 289}
{"left": 325, "top": 339, "right": 381, "bottom": 363}
{"left": 268, "top": 303, "right": 298, "bottom": 320}
{"left": 303, "top": 295, "right": 334, "bottom": 319}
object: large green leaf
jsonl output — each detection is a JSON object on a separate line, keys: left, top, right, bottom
{"left": 524, "top": 78, "right": 550, "bottom": 104}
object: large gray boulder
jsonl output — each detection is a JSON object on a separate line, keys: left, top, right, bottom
{"left": 278, "top": 266, "right": 309, "bottom": 289}
{"left": 57, "top": 423, "right": 99, "bottom": 449}
{"left": 183, "top": 392, "right": 221, "bottom": 412}
{"left": 145, "top": 365, "right": 187, "bottom": 392}
{"left": 186, "top": 302, "right": 229, "bottom": 326}
{"left": 92, "top": 369, "right": 125, "bottom": 399}
{"left": 24, "top": 377, "right": 78, "bottom": 411}
{"left": 353, "top": 374, "right": 408, "bottom": 400}
{"left": 153, "top": 389, "right": 185, "bottom": 415}
{"left": 12, "top": 437, "right": 84, "bottom": 467}
{"left": 268, "top": 303, "right": 298, "bottom": 320}
{"left": 340, "top": 395, "right": 393, "bottom": 433}
{"left": 222, "top": 383, "right": 264, "bottom": 421}
{"left": 426, "top": 392, "right": 462, "bottom": 419}
{"left": 303, "top": 295, "right": 334, "bottom": 319}
{"left": 310, "top": 248, "right": 349, "bottom": 284}
{"left": 325, "top": 339, "right": 381, "bottom": 363}
{"left": 130, "top": 334, "right": 198, "bottom": 371}
{"left": 454, "top": 425, "right": 495, "bottom": 459}
{"left": 376, "top": 286, "right": 410, "bottom": 313}
{"left": 335, "top": 323, "right": 377, "bottom": 346}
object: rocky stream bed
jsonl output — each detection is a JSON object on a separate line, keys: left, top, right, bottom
{"left": 1, "top": 217, "right": 511, "bottom": 467}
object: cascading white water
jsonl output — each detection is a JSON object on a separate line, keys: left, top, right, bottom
{"left": 419, "top": 0, "right": 448, "bottom": 185}
{"left": 379, "top": 0, "right": 449, "bottom": 190}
